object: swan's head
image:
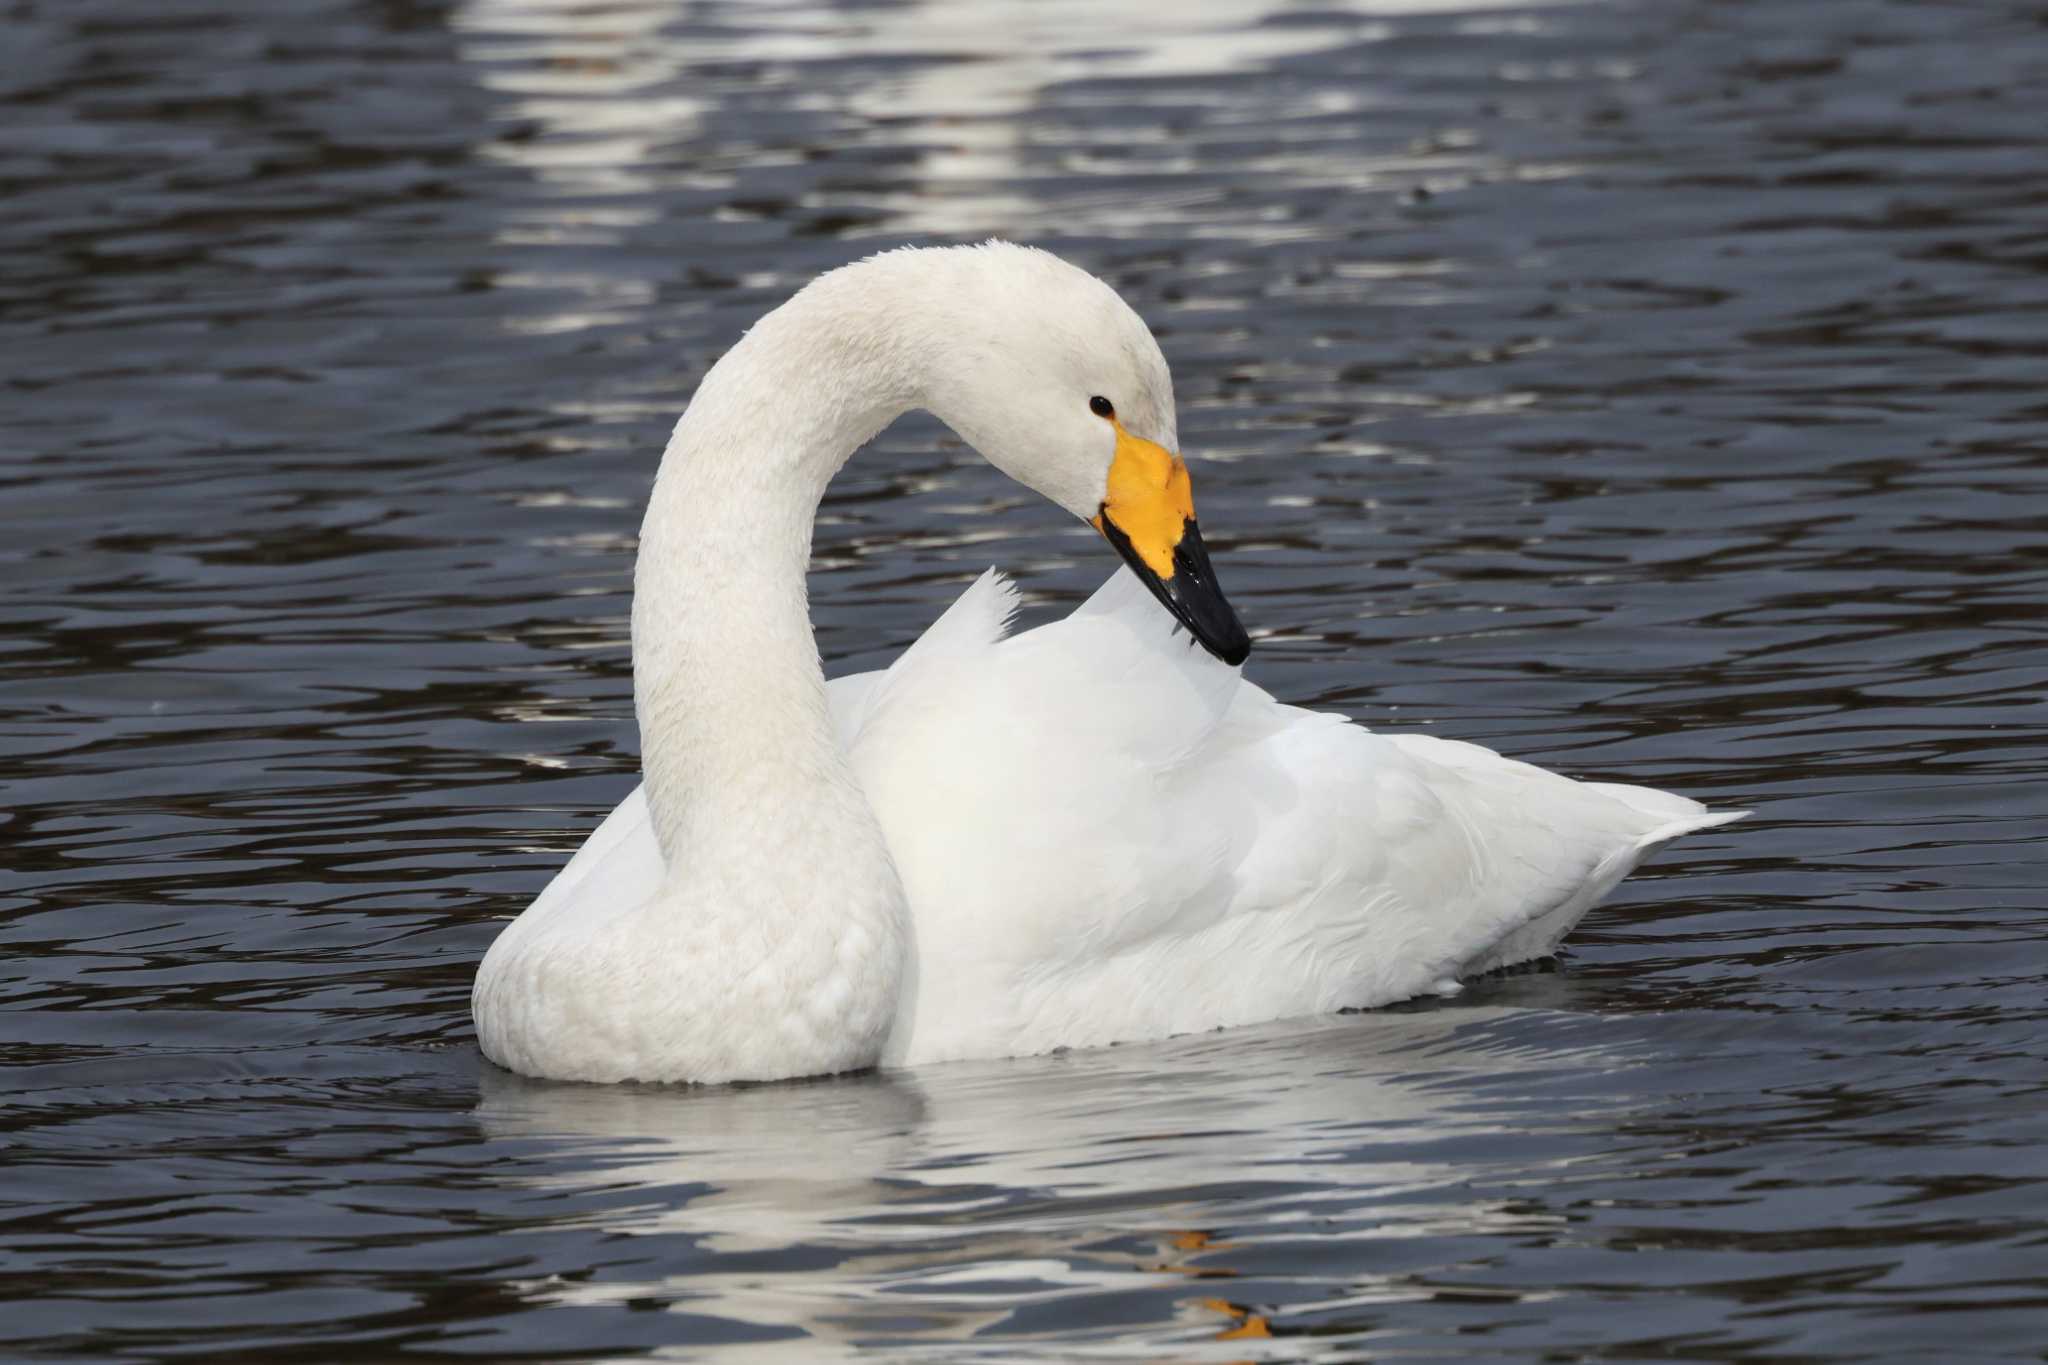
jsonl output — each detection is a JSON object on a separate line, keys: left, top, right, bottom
{"left": 862, "top": 242, "right": 1249, "bottom": 665}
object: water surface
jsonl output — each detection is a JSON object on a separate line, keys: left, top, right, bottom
{"left": 5, "top": 0, "right": 2047, "bottom": 1357}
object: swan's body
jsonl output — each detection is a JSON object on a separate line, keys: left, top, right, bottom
{"left": 473, "top": 243, "right": 1739, "bottom": 1084}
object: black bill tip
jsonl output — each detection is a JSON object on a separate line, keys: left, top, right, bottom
{"left": 1098, "top": 513, "right": 1251, "bottom": 666}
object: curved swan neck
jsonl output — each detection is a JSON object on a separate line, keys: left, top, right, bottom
{"left": 632, "top": 270, "right": 917, "bottom": 863}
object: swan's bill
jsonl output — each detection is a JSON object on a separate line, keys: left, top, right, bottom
{"left": 1091, "top": 422, "right": 1252, "bottom": 666}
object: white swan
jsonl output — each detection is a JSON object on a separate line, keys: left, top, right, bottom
{"left": 473, "top": 242, "right": 1741, "bottom": 1085}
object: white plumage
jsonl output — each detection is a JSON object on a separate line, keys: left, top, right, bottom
{"left": 472, "top": 242, "right": 1740, "bottom": 1084}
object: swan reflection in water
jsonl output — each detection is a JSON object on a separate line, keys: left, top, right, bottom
{"left": 475, "top": 1005, "right": 1629, "bottom": 1355}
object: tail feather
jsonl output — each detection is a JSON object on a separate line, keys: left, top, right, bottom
{"left": 1459, "top": 798, "right": 1744, "bottom": 979}
{"left": 1635, "top": 806, "right": 1748, "bottom": 850}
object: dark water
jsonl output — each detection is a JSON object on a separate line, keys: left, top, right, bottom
{"left": 5, "top": 0, "right": 2046, "bottom": 1357}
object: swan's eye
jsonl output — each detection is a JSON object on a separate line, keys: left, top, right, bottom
{"left": 1089, "top": 395, "right": 1115, "bottom": 418}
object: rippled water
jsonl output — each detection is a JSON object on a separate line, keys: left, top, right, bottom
{"left": 6, "top": 0, "right": 2047, "bottom": 1357}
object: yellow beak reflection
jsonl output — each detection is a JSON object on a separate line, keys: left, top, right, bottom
{"left": 1090, "top": 421, "right": 1251, "bottom": 666}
